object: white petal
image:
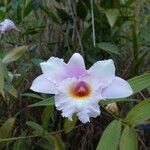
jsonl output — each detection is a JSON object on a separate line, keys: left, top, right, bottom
{"left": 68, "top": 53, "right": 85, "bottom": 69}
{"left": 55, "top": 94, "right": 73, "bottom": 110}
{"left": 40, "top": 57, "right": 70, "bottom": 83}
{"left": 61, "top": 106, "right": 75, "bottom": 120}
{"left": 0, "top": 19, "right": 19, "bottom": 34}
{"left": 87, "top": 104, "right": 101, "bottom": 118}
{"left": 102, "top": 77, "right": 133, "bottom": 99}
{"left": 88, "top": 59, "right": 115, "bottom": 86}
{"left": 30, "top": 74, "right": 58, "bottom": 94}
{"left": 77, "top": 110, "right": 90, "bottom": 123}
{"left": 58, "top": 78, "right": 77, "bottom": 94}
{"left": 77, "top": 103, "right": 100, "bottom": 123}
{"left": 55, "top": 90, "right": 101, "bottom": 123}
{"left": 54, "top": 75, "right": 102, "bottom": 123}
{"left": 55, "top": 94, "right": 75, "bottom": 120}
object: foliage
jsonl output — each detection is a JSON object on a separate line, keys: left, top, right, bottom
{"left": 0, "top": 0, "right": 150, "bottom": 149}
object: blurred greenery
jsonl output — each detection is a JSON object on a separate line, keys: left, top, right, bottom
{"left": 0, "top": 0, "right": 150, "bottom": 149}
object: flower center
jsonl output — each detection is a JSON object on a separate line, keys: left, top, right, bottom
{"left": 69, "top": 81, "right": 91, "bottom": 99}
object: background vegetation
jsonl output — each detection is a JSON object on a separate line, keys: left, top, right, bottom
{"left": 0, "top": 0, "right": 150, "bottom": 149}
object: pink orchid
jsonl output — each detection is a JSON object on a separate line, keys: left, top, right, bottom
{"left": 30, "top": 53, "right": 133, "bottom": 123}
{"left": 0, "top": 19, "right": 19, "bottom": 34}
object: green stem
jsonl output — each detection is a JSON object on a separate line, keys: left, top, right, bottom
{"left": 0, "top": 134, "right": 40, "bottom": 142}
{"left": 0, "top": 129, "right": 64, "bottom": 143}
{"left": 0, "top": 124, "right": 84, "bottom": 143}
{"left": 90, "top": 0, "right": 96, "bottom": 47}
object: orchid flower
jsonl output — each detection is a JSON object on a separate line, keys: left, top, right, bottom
{"left": 30, "top": 53, "right": 133, "bottom": 123}
{"left": 0, "top": 19, "right": 19, "bottom": 34}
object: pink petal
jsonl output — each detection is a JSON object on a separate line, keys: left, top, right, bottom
{"left": 88, "top": 59, "right": 115, "bottom": 86}
{"left": 30, "top": 74, "right": 58, "bottom": 94}
{"left": 68, "top": 53, "right": 87, "bottom": 78}
{"left": 102, "top": 77, "right": 133, "bottom": 99}
{"left": 40, "top": 57, "right": 70, "bottom": 83}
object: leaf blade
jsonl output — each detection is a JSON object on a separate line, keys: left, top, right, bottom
{"left": 96, "top": 120, "right": 121, "bottom": 150}
{"left": 119, "top": 126, "right": 138, "bottom": 150}
{"left": 0, "top": 117, "right": 16, "bottom": 139}
{"left": 125, "top": 99, "right": 150, "bottom": 126}
{"left": 2, "top": 46, "right": 28, "bottom": 64}
{"left": 128, "top": 73, "right": 150, "bottom": 94}
{"left": 28, "top": 97, "right": 55, "bottom": 107}
{"left": 105, "top": 9, "right": 119, "bottom": 28}
{"left": 96, "top": 42, "right": 119, "bottom": 54}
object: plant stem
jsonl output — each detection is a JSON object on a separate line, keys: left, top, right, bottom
{"left": 90, "top": 0, "right": 96, "bottom": 47}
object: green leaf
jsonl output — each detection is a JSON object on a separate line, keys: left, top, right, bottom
{"left": 37, "top": 136, "right": 55, "bottom": 150}
{"left": 32, "top": 0, "right": 41, "bottom": 11}
{"left": 64, "top": 115, "right": 78, "bottom": 133}
{"left": 96, "top": 120, "right": 121, "bottom": 150}
{"left": 120, "top": 0, "right": 135, "bottom": 6}
{"left": 56, "top": 8, "right": 70, "bottom": 23}
{"left": 2, "top": 46, "right": 28, "bottom": 64}
{"left": 54, "top": 135, "right": 65, "bottom": 150}
{"left": 0, "top": 60, "right": 4, "bottom": 95}
{"left": 100, "top": 98, "right": 137, "bottom": 105}
{"left": 41, "top": 5, "right": 60, "bottom": 24}
{"left": 28, "top": 97, "right": 55, "bottom": 107}
{"left": 119, "top": 126, "right": 138, "bottom": 150}
{"left": 22, "top": 93, "right": 44, "bottom": 100}
{"left": 4, "top": 84, "right": 18, "bottom": 98}
{"left": 128, "top": 73, "right": 150, "bottom": 94}
{"left": 13, "top": 139, "right": 27, "bottom": 150}
{"left": 0, "top": 8, "right": 6, "bottom": 20}
{"left": 96, "top": 42, "right": 119, "bottom": 54}
{"left": 0, "top": 117, "right": 16, "bottom": 139}
{"left": 26, "top": 121, "right": 43, "bottom": 134}
{"left": 105, "top": 9, "right": 119, "bottom": 28}
{"left": 41, "top": 106, "right": 54, "bottom": 130}
{"left": 13, "top": 67, "right": 32, "bottom": 89}
{"left": 125, "top": 99, "right": 150, "bottom": 126}
{"left": 76, "top": 0, "right": 87, "bottom": 20}
{"left": 23, "top": 0, "right": 32, "bottom": 17}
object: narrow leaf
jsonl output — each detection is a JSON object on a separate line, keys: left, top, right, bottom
{"left": 128, "top": 73, "right": 150, "bottom": 94}
{"left": 4, "top": 84, "right": 18, "bottom": 98}
{"left": 2, "top": 46, "right": 28, "bottom": 64}
{"left": 125, "top": 99, "right": 150, "bottom": 126}
{"left": 22, "top": 93, "right": 44, "bottom": 100}
{"left": 0, "top": 60, "right": 4, "bottom": 95}
{"left": 100, "top": 98, "right": 137, "bottom": 105}
{"left": 26, "top": 121, "right": 43, "bottom": 134}
{"left": 120, "top": 126, "right": 138, "bottom": 150}
{"left": 96, "top": 42, "right": 119, "bottom": 54}
{"left": 23, "top": 0, "right": 32, "bottom": 17}
{"left": 28, "top": 97, "right": 55, "bottom": 107}
{"left": 13, "top": 139, "right": 27, "bottom": 150}
{"left": 41, "top": 106, "right": 54, "bottom": 130}
{"left": 64, "top": 115, "right": 78, "bottom": 133}
{"left": 54, "top": 135, "right": 65, "bottom": 150}
{"left": 96, "top": 120, "right": 121, "bottom": 150}
{"left": 0, "top": 117, "right": 16, "bottom": 139}
{"left": 105, "top": 9, "right": 119, "bottom": 28}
